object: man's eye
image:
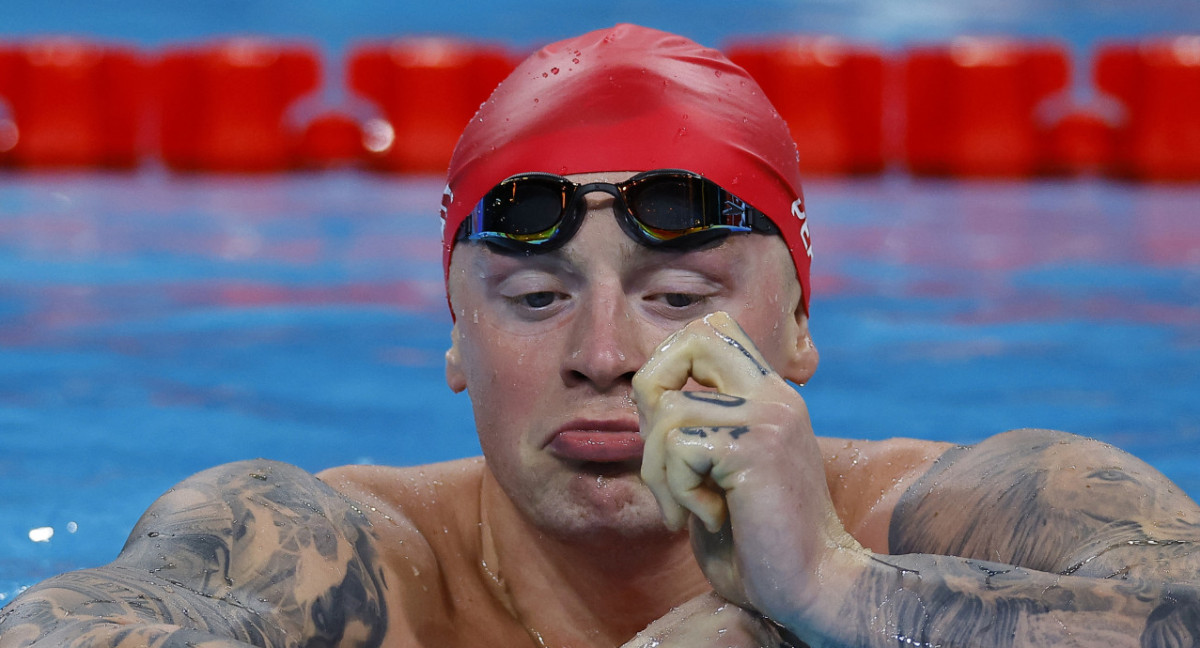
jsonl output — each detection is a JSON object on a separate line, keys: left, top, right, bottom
{"left": 663, "top": 293, "right": 701, "bottom": 308}
{"left": 520, "top": 292, "right": 557, "bottom": 308}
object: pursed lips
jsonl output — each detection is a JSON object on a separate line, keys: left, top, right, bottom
{"left": 546, "top": 419, "right": 645, "bottom": 463}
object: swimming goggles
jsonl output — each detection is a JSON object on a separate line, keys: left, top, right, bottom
{"left": 456, "top": 168, "right": 779, "bottom": 254}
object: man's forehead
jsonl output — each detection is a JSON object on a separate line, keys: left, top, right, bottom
{"left": 563, "top": 170, "right": 639, "bottom": 183}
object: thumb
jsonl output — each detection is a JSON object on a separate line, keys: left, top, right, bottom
{"left": 689, "top": 515, "right": 753, "bottom": 610}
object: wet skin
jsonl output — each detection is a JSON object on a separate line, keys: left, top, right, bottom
{"left": 3, "top": 174, "right": 1200, "bottom": 647}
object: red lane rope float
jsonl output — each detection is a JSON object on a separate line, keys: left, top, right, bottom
{"left": 0, "top": 38, "right": 147, "bottom": 168}
{"left": 155, "top": 38, "right": 320, "bottom": 172}
{"left": 726, "top": 35, "right": 887, "bottom": 175}
{"left": 347, "top": 37, "right": 517, "bottom": 174}
{"left": 902, "top": 37, "right": 1071, "bottom": 177}
{"left": 1097, "top": 36, "right": 1200, "bottom": 181}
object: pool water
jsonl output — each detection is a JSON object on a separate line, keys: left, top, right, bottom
{"left": 2, "top": 170, "right": 1198, "bottom": 602}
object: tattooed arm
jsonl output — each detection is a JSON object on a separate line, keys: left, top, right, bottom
{"left": 839, "top": 427, "right": 1200, "bottom": 647}
{"left": 0, "top": 460, "right": 390, "bottom": 648}
{"left": 635, "top": 312, "right": 1200, "bottom": 648}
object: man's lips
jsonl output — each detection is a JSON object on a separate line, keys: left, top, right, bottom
{"left": 547, "top": 421, "right": 644, "bottom": 463}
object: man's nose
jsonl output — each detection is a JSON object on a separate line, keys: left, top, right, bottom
{"left": 561, "top": 284, "right": 646, "bottom": 392}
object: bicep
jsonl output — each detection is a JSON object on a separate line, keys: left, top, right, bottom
{"left": 0, "top": 459, "right": 391, "bottom": 648}
{"left": 888, "top": 428, "right": 1200, "bottom": 581}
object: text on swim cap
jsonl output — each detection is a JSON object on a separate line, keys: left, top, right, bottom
{"left": 792, "top": 198, "right": 813, "bottom": 259}
{"left": 439, "top": 184, "right": 454, "bottom": 237}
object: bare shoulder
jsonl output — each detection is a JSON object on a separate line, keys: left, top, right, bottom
{"left": 316, "top": 458, "right": 506, "bottom": 645}
{"left": 818, "top": 436, "right": 954, "bottom": 552}
{"left": 317, "top": 457, "right": 487, "bottom": 536}
{"left": 0, "top": 459, "right": 392, "bottom": 647}
{"left": 889, "top": 428, "right": 1200, "bottom": 579}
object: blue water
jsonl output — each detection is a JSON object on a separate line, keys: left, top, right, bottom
{"left": 2, "top": 171, "right": 1198, "bottom": 603}
{"left": 3, "top": 0, "right": 1200, "bottom": 608}
{"left": 4, "top": 0, "right": 1199, "bottom": 53}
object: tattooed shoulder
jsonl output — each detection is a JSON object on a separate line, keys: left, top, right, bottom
{"left": 0, "top": 459, "right": 392, "bottom": 648}
{"left": 890, "top": 428, "right": 1200, "bottom": 580}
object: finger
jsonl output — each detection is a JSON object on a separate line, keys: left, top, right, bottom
{"left": 640, "top": 421, "right": 689, "bottom": 531}
{"left": 695, "top": 311, "right": 773, "bottom": 379}
{"left": 640, "top": 390, "right": 754, "bottom": 531}
{"left": 688, "top": 515, "right": 750, "bottom": 608}
{"left": 664, "top": 439, "right": 726, "bottom": 533}
{"left": 633, "top": 312, "right": 771, "bottom": 413}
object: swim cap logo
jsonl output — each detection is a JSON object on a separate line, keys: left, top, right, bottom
{"left": 439, "top": 184, "right": 454, "bottom": 237}
{"left": 791, "top": 198, "right": 813, "bottom": 258}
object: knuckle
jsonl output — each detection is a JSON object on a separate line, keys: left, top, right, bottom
{"left": 655, "top": 390, "right": 688, "bottom": 419}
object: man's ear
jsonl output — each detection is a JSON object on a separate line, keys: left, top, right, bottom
{"left": 780, "top": 308, "right": 819, "bottom": 386}
{"left": 445, "top": 323, "right": 467, "bottom": 393}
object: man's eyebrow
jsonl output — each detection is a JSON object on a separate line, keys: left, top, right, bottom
{"left": 629, "top": 242, "right": 738, "bottom": 274}
{"left": 474, "top": 245, "right": 580, "bottom": 278}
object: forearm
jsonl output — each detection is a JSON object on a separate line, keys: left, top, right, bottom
{"left": 788, "top": 550, "right": 1199, "bottom": 648}
{"left": 0, "top": 568, "right": 288, "bottom": 648}
{"left": 621, "top": 591, "right": 806, "bottom": 648}
{"left": 4, "top": 620, "right": 261, "bottom": 648}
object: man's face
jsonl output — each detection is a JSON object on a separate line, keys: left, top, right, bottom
{"left": 445, "top": 172, "right": 818, "bottom": 542}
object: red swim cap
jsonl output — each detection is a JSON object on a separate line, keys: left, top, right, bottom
{"left": 442, "top": 23, "right": 812, "bottom": 312}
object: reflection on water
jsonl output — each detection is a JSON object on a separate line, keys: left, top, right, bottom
{"left": 1, "top": 170, "right": 1198, "bottom": 598}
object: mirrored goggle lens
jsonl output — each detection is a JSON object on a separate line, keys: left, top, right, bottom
{"left": 474, "top": 177, "right": 571, "bottom": 242}
{"left": 623, "top": 174, "right": 722, "bottom": 238}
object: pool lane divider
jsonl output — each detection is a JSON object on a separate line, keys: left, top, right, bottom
{"left": 0, "top": 34, "right": 1198, "bottom": 180}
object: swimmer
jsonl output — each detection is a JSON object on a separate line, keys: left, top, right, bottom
{"left": 3, "top": 23, "right": 1200, "bottom": 648}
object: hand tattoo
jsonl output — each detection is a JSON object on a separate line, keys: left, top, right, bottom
{"left": 705, "top": 322, "right": 771, "bottom": 377}
{"left": 680, "top": 425, "right": 751, "bottom": 439}
{"left": 682, "top": 391, "right": 747, "bottom": 407}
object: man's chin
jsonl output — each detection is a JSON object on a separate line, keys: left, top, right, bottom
{"left": 528, "top": 468, "right": 674, "bottom": 541}
{"left": 564, "top": 458, "right": 643, "bottom": 476}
